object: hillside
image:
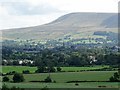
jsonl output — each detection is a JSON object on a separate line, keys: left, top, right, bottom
{"left": 2, "top": 12, "right": 118, "bottom": 41}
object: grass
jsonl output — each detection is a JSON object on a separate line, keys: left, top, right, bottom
{"left": 1, "top": 65, "right": 110, "bottom": 74}
{"left": 7, "top": 71, "right": 116, "bottom": 82}
{"left": 61, "top": 66, "right": 109, "bottom": 72}
{"left": 1, "top": 66, "right": 118, "bottom": 89}
{"left": 3, "top": 82, "right": 119, "bottom": 88}
{"left": 1, "top": 66, "right": 37, "bottom": 74}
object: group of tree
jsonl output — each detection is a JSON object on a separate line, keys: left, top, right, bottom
{"left": 35, "top": 66, "right": 62, "bottom": 73}
{"left": 2, "top": 42, "right": 119, "bottom": 67}
{"left": 3, "top": 73, "right": 24, "bottom": 83}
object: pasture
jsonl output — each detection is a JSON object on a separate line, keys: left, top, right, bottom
{"left": 3, "top": 82, "right": 119, "bottom": 88}
{"left": 1, "top": 65, "right": 110, "bottom": 74}
{"left": 7, "top": 71, "right": 116, "bottom": 82}
{"left": 1, "top": 66, "right": 119, "bottom": 89}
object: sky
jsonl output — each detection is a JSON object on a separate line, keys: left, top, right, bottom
{"left": 0, "top": 0, "right": 119, "bottom": 30}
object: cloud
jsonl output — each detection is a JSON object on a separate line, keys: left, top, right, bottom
{"left": 0, "top": 0, "right": 119, "bottom": 29}
{"left": 0, "top": 3, "right": 66, "bottom": 29}
{"left": 0, "top": 9, "right": 65, "bottom": 30}
{"left": 1, "top": 1, "right": 61, "bottom": 15}
{"left": 0, "top": 0, "right": 66, "bottom": 29}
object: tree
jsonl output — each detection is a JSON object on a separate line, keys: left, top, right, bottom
{"left": 3, "top": 76, "right": 9, "bottom": 82}
{"left": 57, "top": 67, "right": 62, "bottom": 72}
{"left": 35, "top": 66, "right": 47, "bottom": 73}
{"left": 47, "top": 67, "right": 56, "bottom": 72}
{"left": 113, "top": 72, "right": 119, "bottom": 81}
{"left": 109, "top": 72, "right": 119, "bottom": 82}
{"left": 13, "top": 61, "right": 19, "bottom": 66}
{"left": 13, "top": 73, "right": 24, "bottom": 83}
{"left": 109, "top": 76, "right": 115, "bottom": 82}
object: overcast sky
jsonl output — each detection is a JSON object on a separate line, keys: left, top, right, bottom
{"left": 0, "top": 0, "right": 119, "bottom": 30}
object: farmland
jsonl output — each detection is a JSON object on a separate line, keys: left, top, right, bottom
{"left": 7, "top": 71, "right": 116, "bottom": 82}
{"left": 1, "top": 71, "right": 119, "bottom": 89}
{"left": 1, "top": 65, "right": 110, "bottom": 74}
{"left": 1, "top": 12, "right": 119, "bottom": 90}
{"left": 3, "top": 82, "right": 119, "bottom": 88}
{"left": 1, "top": 44, "right": 119, "bottom": 89}
{"left": 1, "top": 66, "right": 119, "bottom": 89}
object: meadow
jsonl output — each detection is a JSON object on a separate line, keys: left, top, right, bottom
{"left": 1, "top": 66, "right": 119, "bottom": 89}
{"left": 2, "top": 71, "right": 119, "bottom": 89}
{"left": 3, "top": 82, "right": 119, "bottom": 89}
{"left": 7, "top": 71, "right": 116, "bottom": 82}
{"left": 1, "top": 65, "right": 109, "bottom": 74}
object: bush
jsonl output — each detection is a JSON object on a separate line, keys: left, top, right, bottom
{"left": 2, "top": 84, "right": 9, "bottom": 90}
{"left": 3, "top": 76, "right": 9, "bottom": 82}
{"left": 22, "top": 70, "right": 30, "bottom": 74}
{"left": 75, "top": 83, "right": 79, "bottom": 86}
{"left": 109, "top": 72, "right": 119, "bottom": 82}
{"left": 6, "top": 71, "right": 16, "bottom": 75}
{"left": 44, "top": 76, "right": 52, "bottom": 83}
{"left": 53, "top": 80, "right": 56, "bottom": 83}
{"left": 57, "top": 67, "right": 62, "bottom": 72}
{"left": 109, "top": 76, "right": 115, "bottom": 82}
{"left": 13, "top": 73, "right": 25, "bottom": 83}
{"left": 48, "top": 67, "right": 56, "bottom": 72}
{"left": 35, "top": 66, "right": 47, "bottom": 73}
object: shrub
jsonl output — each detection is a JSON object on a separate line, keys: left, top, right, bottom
{"left": 109, "top": 76, "right": 115, "bottom": 82}
{"left": 47, "top": 67, "right": 56, "bottom": 72}
{"left": 2, "top": 84, "right": 10, "bottom": 90}
{"left": 53, "top": 80, "right": 56, "bottom": 83}
{"left": 3, "top": 76, "right": 9, "bottom": 82}
{"left": 109, "top": 72, "right": 119, "bottom": 82}
{"left": 13, "top": 73, "right": 25, "bottom": 83}
{"left": 35, "top": 66, "right": 47, "bottom": 73}
{"left": 75, "top": 83, "right": 79, "bottom": 86}
{"left": 6, "top": 71, "right": 16, "bottom": 75}
{"left": 57, "top": 67, "right": 62, "bottom": 72}
{"left": 12, "top": 71, "right": 16, "bottom": 74}
{"left": 22, "top": 70, "right": 30, "bottom": 74}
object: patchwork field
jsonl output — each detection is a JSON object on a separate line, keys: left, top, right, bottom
{"left": 1, "top": 66, "right": 119, "bottom": 89}
{"left": 2, "top": 71, "right": 119, "bottom": 89}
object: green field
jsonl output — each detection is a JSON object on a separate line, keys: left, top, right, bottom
{"left": 1, "top": 66, "right": 119, "bottom": 89}
{"left": 2, "top": 71, "right": 119, "bottom": 89}
{"left": 3, "top": 82, "right": 119, "bottom": 88}
{"left": 7, "top": 71, "right": 116, "bottom": 82}
{"left": 1, "top": 66, "right": 37, "bottom": 74}
{"left": 1, "top": 65, "right": 109, "bottom": 74}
